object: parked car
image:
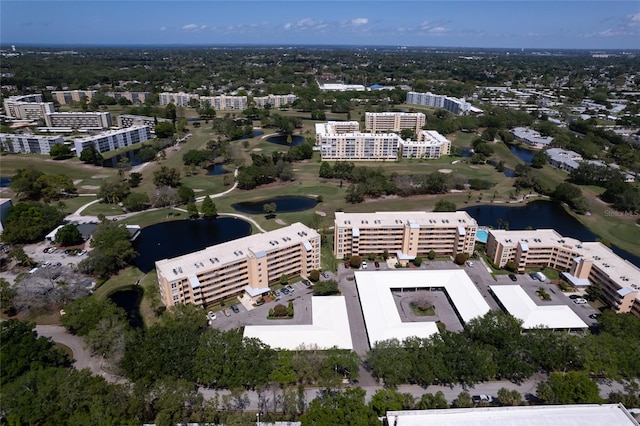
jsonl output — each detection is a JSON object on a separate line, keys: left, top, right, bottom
{"left": 207, "top": 311, "right": 217, "bottom": 321}
{"left": 321, "top": 272, "right": 330, "bottom": 279}
{"left": 302, "top": 279, "right": 311, "bottom": 287}
{"left": 466, "top": 261, "right": 474, "bottom": 267}
{"left": 374, "top": 261, "right": 380, "bottom": 268}
{"left": 508, "top": 274, "right": 518, "bottom": 281}
{"left": 573, "top": 298, "right": 587, "bottom": 304}
{"left": 43, "top": 248, "right": 50, "bottom": 253}
{"left": 231, "top": 305, "right": 240, "bottom": 314}
{"left": 569, "top": 294, "right": 581, "bottom": 299}
{"left": 472, "top": 395, "right": 494, "bottom": 404}
{"left": 54, "top": 262, "right": 62, "bottom": 268}
{"left": 361, "top": 261, "right": 368, "bottom": 269}
{"left": 589, "top": 313, "right": 600, "bottom": 319}
{"left": 530, "top": 273, "right": 539, "bottom": 280}
{"left": 281, "top": 288, "right": 290, "bottom": 295}
{"left": 286, "top": 285, "right": 294, "bottom": 292}
{"left": 274, "top": 290, "right": 281, "bottom": 297}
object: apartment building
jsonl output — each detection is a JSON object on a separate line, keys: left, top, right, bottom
{"left": 45, "top": 111, "right": 112, "bottom": 129}
{"left": 0, "top": 133, "right": 65, "bottom": 155}
{"left": 51, "top": 90, "right": 97, "bottom": 105}
{"left": 3, "top": 95, "right": 54, "bottom": 121}
{"left": 156, "top": 223, "right": 321, "bottom": 308}
{"left": 73, "top": 125, "right": 151, "bottom": 156}
{"left": 334, "top": 211, "right": 477, "bottom": 261}
{"left": 159, "top": 92, "right": 199, "bottom": 107}
{"left": 253, "top": 94, "right": 297, "bottom": 108}
{"left": 401, "top": 130, "right": 451, "bottom": 159}
{"left": 319, "top": 132, "right": 402, "bottom": 161}
{"left": 546, "top": 148, "right": 584, "bottom": 172}
{"left": 486, "top": 229, "right": 640, "bottom": 317}
{"left": 105, "top": 91, "right": 151, "bottom": 104}
{"left": 200, "top": 95, "right": 248, "bottom": 110}
{"left": 364, "top": 112, "right": 425, "bottom": 134}
{"left": 314, "top": 121, "right": 360, "bottom": 144}
{"left": 117, "top": 114, "right": 170, "bottom": 128}
{"left": 406, "top": 91, "right": 479, "bottom": 115}
{"left": 511, "top": 127, "right": 554, "bottom": 149}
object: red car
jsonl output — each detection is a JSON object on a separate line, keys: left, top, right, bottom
{"left": 374, "top": 261, "right": 380, "bottom": 268}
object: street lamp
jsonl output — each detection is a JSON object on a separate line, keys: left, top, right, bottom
{"left": 256, "top": 412, "right": 260, "bottom": 426}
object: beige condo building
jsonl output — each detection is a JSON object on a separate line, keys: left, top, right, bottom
{"left": 486, "top": 229, "right": 640, "bottom": 317}
{"left": 51, "top": 90, "right": 97, "bottom": 105}
{"left": 156, "top": 223, "right": 321, "bottom": 308}
{"left": 319, "top": 132, "right": 402, "bottom": 161}
{"left": 401, "top": 130, "right": 451, "bottom": 159}
{"left": 364, "top": 112, "right": 425, "bottom": 134}
{"left": 334, "top": 211, "right": 477, "bottom": 262}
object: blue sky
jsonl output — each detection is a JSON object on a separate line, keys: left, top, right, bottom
{"left": 2, "top": 1, "right": 639, "bottom": 49}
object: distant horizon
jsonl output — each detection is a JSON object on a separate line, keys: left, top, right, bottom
{"left": 1, "top": 1, "right": 638, "bottom": 50}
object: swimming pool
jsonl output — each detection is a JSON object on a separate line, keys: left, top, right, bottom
{"left": 476, "top": 229, "right": 488, "bottom": 243}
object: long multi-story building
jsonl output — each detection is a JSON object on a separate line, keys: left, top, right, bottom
{"left": 319, "top": 132, "right": 402, "bottom": 161}
{"left": 73, "top": 125, "right": 151, "bottom": 156}
{"left": 511, "top": 127, "right": 554, "bottom": 149}
{"left": 200, "top": 95, "right": 248, "bottom": 110}
{"left": 156, "top": 223, "right": 321, "bottom": 308}
{"left": 314, "top": 121, "right": 360, "bottom": 144}
{"left": 117, "top": 114, "right": 170, "bottom": 128}
{"left": 401, "top": 130, "right": 451, "bottom": 159}
{"left": 3, "top": 95, "right": 54, "bottom": 121}
{"left": 0, "top": 133, "right": 65, "bottom": 154}
{"left": 105, "top": 91, "right": 151, "bottom": 104}
{"left": 486, "top": 229, "right": 640, "bottom": 317}
{"left": 364, "top": 112, "right": 425, "bottom": 134}
{"left": 253, "top": 94, "right": 296, "bottom": 108}
{"left": 334, "top": 211, "right": 477, "bottom": 261}
{"left": 51, "top": 90, "right": 97, "bottom": 105}
{"left": 44, "top": 111, "right": 112, "bottom": 129}
{"left": 159, "top": 92, "right": 199, "bottom": 107}
{"left": 406, "top": 91, "right": 479, "bottom": 115}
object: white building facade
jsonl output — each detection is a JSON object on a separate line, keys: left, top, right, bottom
{"left": 0, "top": 133, "right": 65, "bottom": 154}
{"left": 73, "top": 125, "right": 151, "bottom": 156}
{"left": 45, "top": 112, "right": 112, "bottom": 129}
{"left": 364, "top": 112, "right": 425, "bottom": 134}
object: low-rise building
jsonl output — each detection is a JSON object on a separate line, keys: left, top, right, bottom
{"left": 105, "top": 91, "right": 151, "bottom": 104}
{"left": 3, "top": 95, "right": 54, "bottom": 121}
{"left": 486, "top": 229, "right": 640, "bottom": 317}
{"left": 117, "top": 114, "right": 170, "bottom": 128}
{"left": 0, "top": 133, "right": 65, "bottom": 154}
{"left": 159, "top": 92, "right": 199, "bottom": 106}
{"left": 400, "top": 130, "right": 451, "bottom": 159}
{"left": 511, "top": 127, "right": 554, "bottom": 149}
{"left": 546, "top": 148, "right": 584, "bottom": 171}
{"left": 45, "top": 111, "right": 112, "bottom": 129}
{"left": 200, "top": 95, "right": 247, "bottom": 110}
{"left": 72, "top": 125, "right": 151, "bottom": 156}
{"left": 406, "top": 91, "right": 481, "bottom": 115}
{"left": 253, "top": 94, "right": 296, "bottom": 108}
{"left": 51, "top": 90, "right": 97, "bottom": 105}
{"left": 334, "top": 211, "right": 477, "bottom": 261}
{"left": 156, "top": 223, "right": 321, "bottom": 308}
{"left": 364, "top": 112, "right": 425, "bottom": 134}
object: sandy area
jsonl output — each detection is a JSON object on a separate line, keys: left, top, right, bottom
{"left": 81, "top": 185, "right": 100, "bottom": 190}
{"left": 252, "top": 148, "right": 263, "bottom": 152}
{"left": 91, "top": 174, "right": 110, "bottom": 179}
{"left": 275, "top": 218, "right": 287, "bottom": 225}
{"left": 193, "top": 188, "right": 204, "bottom": 192}
{"left": 315, "top": 211, "right": 327, "bottom": 217}
{"left": 438, "top": 169, "right": 453, "bottom": 174}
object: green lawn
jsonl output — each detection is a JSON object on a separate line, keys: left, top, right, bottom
{"left": 93, "top": 266, "right": 145, "bottom": 300}
{"left": 82, "top": 202, "right": 126, "bottom": 216}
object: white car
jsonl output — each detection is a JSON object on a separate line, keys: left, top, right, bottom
{"left": 573, "top": 298, "right": 587, "bottom": 305}
{"left": 361, "top": 261, "right": 368, "bottom": 269}
{"left": 466, "top": 261, "right": 474, "bottom": 267}
{"left": 206, "top": 311, "right": 217, "bottom": 321}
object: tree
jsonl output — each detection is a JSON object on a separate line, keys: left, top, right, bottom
{"left": 413, "top": 256, "right": 423, "bottom": 267}
{"left": 369, "top": 388, "right": 413, "bottom": 416}
{"left": 585, "top": 281, "right": 602, "bottom": 302}
{"left": 416, "top": 391, "right": 448, "bottom": 409}
{"left": 454, "top": 253, "right": 468, "bottom": 265}
{"left": 200, "top": 196, "right": 217, "bottom": 219}
{"left": 97, "top": 180, "right": 130, "bottom": 204}
{"left": 428, "top": 249, "right": 436, "bottom": 260}
{"left": 0, "top": 278, "right": 17, "bottom": 314}
{"left": 263, "top": 202, "right": 277, "bottom": 218}
{"left": 122, "top": 192, "right": 150, "bottom": 212}
{"left": 1, "top": 202, "right": 64, "bottom": 244}
{"left": 301, "top": 388, "right": 378, "bottom": 426}
{"left": 452, "top": 391, "right": 474, "bottom": 408}
{"left": 531, "top": 150, "right": 548, "bottom": 168}
{"left": 78, "top": 219, "right": 137, "bottom": 278}
{"left": 434, "top": 199, "right": 457, "bottom": 212}
{"left": 128, "top": 172, "right": 142, "bottom": 188}
{"left": 153, "top": 166, "right": 181, "bottom": 188}
{"left": 10, "top": 168, "right": 44, "bottom": 200}
{"left": 536, "top": 372, "right": 602, "bottom": 404}
{"left": 8, "top": 245, "right": 33, "bottom": 267}
{"left": 309, "top": 270, "right": 320, "bottom": 282}
{"left": 504, "top": 260, "right": 518, "bottom": 272}
{"left": 313, "top": 280, "right": 339, "bottom": 296}
{"left": 155, "top": 121, "right": 176, "bottom": 139}
{"left": 186, "top": 201, "right": 199, "bottom": 219}
{"left": 178, "top": 185, "right": 195, "bottom": 204}
{"left": 497, "top": 387, "right": 522, "bottom": 406}
{"left": 55, "top": 224, "right": 84, "bottom": 246}
{"left": 49, "top": 144, "right": 72, "bottom": 160}
{"left": 79, "top": 146, "right": 104, "bottom": 165}
{"left": 349, "top": 255, "right": 362, "bottom": 269}
{"left": 319, "top": 162, "right": 334, "bottom": 178}
{"left": 183, "top": 149, "right": 211, "bottom": 166}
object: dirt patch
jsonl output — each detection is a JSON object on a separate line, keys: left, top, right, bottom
{"left": 81, "top": 185, "right": 100, "bottom": 190}
{"left": 193, "top": 188, "right": 204, "bottom": 193}
{"left": 438, "top": 168, "right": 453, "bottom": 174}
{"left": 252, "top": 148, "right": 263, "bottom": 152}
{"left": 275, "top": 218, "right": 287, "bottom": 225}
{"left": 73, "top": 179, "right": 83, "bottom": 185}
{"left": 91, "top": 174, "right": 110, "bottom": 179}
{"left": 315, "top": 211, "right": 327, "bottom": 216}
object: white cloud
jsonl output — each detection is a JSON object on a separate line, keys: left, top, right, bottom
{"left": 160, "top": 26, "right": 166, "bottom": 31}
{"left": 296, "top": 18, "right": 316, "bottom": 28}
{"left": 284, "top": 22, "right": 292, "bottom": 30}
{"left": 351, "top": 17, "right": 368, "bottom": 26}
{"left": 182, "top": 24, "right": 199, "bottom": 31}
{"left": 200, "top": 25, "right": 208, "bottom": 30}
{"left": 627, "top": 12, "right": 640, "bottom": 23}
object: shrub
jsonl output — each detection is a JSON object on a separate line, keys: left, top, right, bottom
{"left": 280, "top": 274, "right": 288, "bottom": 285}
{"left": 273, "top": 304, "right": 288, "bottom": 317}
{"left": 428, "top": 250, "right": 436, "bottom": 260}
{"left": 504, "top": 261, "right": 517, "bottom": 272}
{"left": 454, "top": 253, "right": 468, "bottom": 265}
{"left": 413, "top": 256, "right": 423, "bottom": 267}
{"left": 309, "top": 270, "right": 320, "bottom": 282}
{"left": 349, "top": 255, "right": 362, "bottom": 268}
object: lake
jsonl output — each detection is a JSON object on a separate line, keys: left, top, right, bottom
{"left": 510, "top": 145, "right": 535, "bottom": 164}
{"left": 0, "top": 177, "right": 11, "bottom": 187}
{"left": 133, "top": 218, "right": 252, "bottom": 272}
{"left": 206, "top": 163, "right": 230, "bottom": 175}
{"left": 109, "top": 286, "right": 144, "bottom": 329}
{"left": 232, "top": 195, "right": 318, "bottom": 214}
{"left": 265, "top": 134, "right": 305, "bottom": 147}
{"left": 462, "top": 200, "right": 640, "bottom": 267}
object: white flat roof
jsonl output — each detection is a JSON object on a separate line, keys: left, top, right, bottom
{"left": 386, "top": 404, "right": 639, "bottom": 426}
{"left": 243, "top": 296, "right": 353, "bottom": 350}
{"left": 490, "top": 285, "right": 588, "bottom": 329}
{"left": 355, "top": 270, "right": 490, "bottom": 346}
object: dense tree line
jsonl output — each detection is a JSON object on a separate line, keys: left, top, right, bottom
{"left": 236, "top": 147, "right": 312, "bottom": 189}
{"left": 78, "top": 218, "right": 137, "bottom": 278}
{"left": 0, "top": 201, "right": 64, "bottom": 244}
{"left": 10, "top": 168, "right": 76, "bottom": 201}
{"left": 367, "top": 310, "right": 640, "bottom": 387}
